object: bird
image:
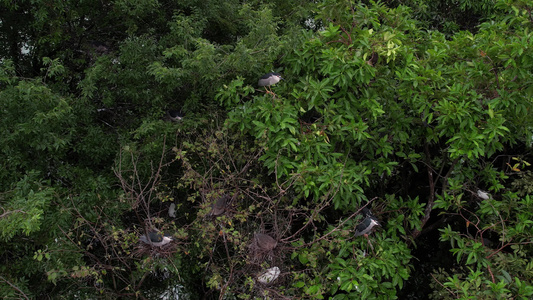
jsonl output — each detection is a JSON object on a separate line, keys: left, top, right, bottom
{"left": 89, "top": 41, "right": 109, "bottom": 54}
{"left": 257, "top": 266, "right": 280, "bottom": 284}
{"left": 166, "top": 110, "right": 183, "bottom": 122}
{"left": 354, "top": 208, "right": 380, "bottom": 237}
{"left": 210, "top": 194, "right": 230, "bottom": 217}
{"left": 476, "top": 190, "right": 490, "bottom": 200}
{"left": 254, "top": 233, "right": 277, "bottom": 251}
{"left": 168, "top": 203, "right": 176, "bottom": 218}
{"left": 139, "top": 230, "right": 173, "bottom": 247}
{"left": 258, "top": 72, "right": 283, "bottom": 96}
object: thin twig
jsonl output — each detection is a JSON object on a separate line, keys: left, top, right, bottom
{"left": 430, "top": 273, "right": 458, "bottom": 299}
{"left": 0, "top": 208, "right": 26, "bottom": 218}
{"left": 0, "top": 276, "right": 30, "bottom": 300}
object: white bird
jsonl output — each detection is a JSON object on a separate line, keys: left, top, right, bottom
{"left": 168, "top": 203, "right": 176, "bottom": 218}
{"left": 257, "top": 266, "right": 280, "bottom": 284}
{"left": 477, "top": 190, "right": 490, "bottom": 200}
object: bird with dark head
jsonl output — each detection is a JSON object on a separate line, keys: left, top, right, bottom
{"left": 166, "top": 110, "right": 183, "bottom": 122}
{"left": 140, "top": 229, "right": 173, "bottom": 247}
{"left": 258, "top": 72, "right": 283, "bottom": 96}
{"left": 354, "top": 207, "right": 380, "bottom": 237}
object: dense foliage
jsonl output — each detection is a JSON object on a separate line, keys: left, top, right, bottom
{"left": 1, "top": 0, "right": 533, "bottom": 299}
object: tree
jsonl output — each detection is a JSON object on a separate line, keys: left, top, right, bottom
{"left": 1, "top": 0, "right": 533, "bottom": 299}
{"left": 218, "top": 0, "right": 533, "bottom": 298}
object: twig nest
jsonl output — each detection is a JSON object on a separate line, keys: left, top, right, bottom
{"left": 257, "top": 266, "right": 280, "bottom": 284}
{"left": 255, "top": 233, "right": 277, "bottom": 251}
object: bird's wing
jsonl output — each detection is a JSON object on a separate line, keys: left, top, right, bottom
{"left": 139, "top": 235, "right": 150, "bottom": 244}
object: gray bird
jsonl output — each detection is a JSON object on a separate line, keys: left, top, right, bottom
{"left": 258, "top": 72, "right": 283, "bottom": 95}
{"left": 210, "top": 194, "right": 230, "bottom": 217}
{"left": 354, "top": 208, "right": 380, "bottom": 237}
{"left": 254, "top": 233, "right": 277, "bottom": 251}
{"left": 140, "top": 230, "right": 173, "bottom": 247}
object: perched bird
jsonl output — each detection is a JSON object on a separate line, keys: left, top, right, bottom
{"left": 166, "top": 110, "right": 183, "bottom": 122}
{"left": 168, "top": 203, "right": 176, "bottom": 218}
{"left": 210, "top": 194, "right": 230, "bottom": 217}
{"left": 254, "top": 233, "right": 277, "bottom": 251}
{"left": 257, "top": 266, "right": 281, "bottom": 284}
{"left": 258, "top": 72, "right": 283, "bottom": 95}
{"left": 476, "top": 190, "right": 490, "bottom": 200}
{"left": 90, "top": 41, "right": 109, "bottom": 54}
{"left": 140, "top": 230, "right": 173, "bottom": 247}
{"left": 354, "top": 208, "right": 380, "bottom": 237}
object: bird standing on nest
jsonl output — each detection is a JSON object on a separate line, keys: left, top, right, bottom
{"left": 140, "top": 230, "right": 173, "bottom": 247}
{"left": 258, "top": 72, "right": 283, "bottom": 96}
